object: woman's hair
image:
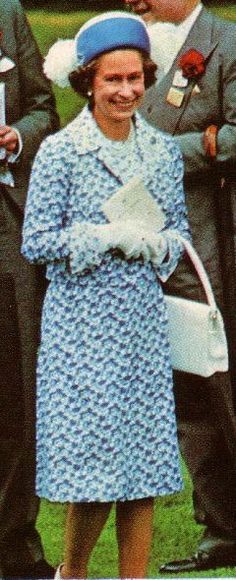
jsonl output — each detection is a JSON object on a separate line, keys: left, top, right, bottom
{"left": 69, "top": 49, "right": 157, "bottom": 101}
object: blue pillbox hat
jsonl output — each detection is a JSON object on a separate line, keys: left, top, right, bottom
{"left": 75, "top": 11, "right": 150, "bottom": 66}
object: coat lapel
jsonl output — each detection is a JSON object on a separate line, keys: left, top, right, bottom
{"left": 71, "top": 107, "right": 158, "bottom": 186}
{"left": 71, "top": 106, "right": 128, "bottom": 184}
{"left": 141, "top": 8, "right": 218, "bottom": 135}
{"left": 95, "top": 117, "right": 156, "bottom": 184}
{"left": 96, "top": 145, "right": 126, "bottom": 184}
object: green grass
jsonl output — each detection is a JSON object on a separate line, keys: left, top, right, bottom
{"left": 37, "top": 462, "right": 236, "bottom": 577}
{"left": 36, "top": 462, "right": 198, "bottom": 577}
{"left": 209, "top": 3, "right": 236, "bottom": 20}
{"left": 29, "top": 6, "right": 236, "bottom": 577}
{"left": 27, "top": 10, "right": 98, "bottom": 125}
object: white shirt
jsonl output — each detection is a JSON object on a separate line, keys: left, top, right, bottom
{"left": 148, "top": 3, "right": 203, "bottom": 83}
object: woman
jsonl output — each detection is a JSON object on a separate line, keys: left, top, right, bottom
{"left": 22, "top": 12, "right": 190, "bottom": 579}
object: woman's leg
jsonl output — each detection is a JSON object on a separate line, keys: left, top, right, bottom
{"left": 116, "top": 497, "right": 154, "bottom": 578}
{"left": 61, "top": 501, "right": 113, "bottom": 579}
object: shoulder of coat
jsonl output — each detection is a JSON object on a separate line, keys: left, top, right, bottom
{"left": 135, "top": 112, "right": 182, "bottom": 170}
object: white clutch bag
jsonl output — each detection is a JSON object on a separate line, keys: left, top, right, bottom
{"left": 165, "top": 237, "right": 228, "bottom": 377}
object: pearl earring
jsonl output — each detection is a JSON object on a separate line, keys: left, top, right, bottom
{"left": 87, "top": 90, "right": 93, "bottom": 97}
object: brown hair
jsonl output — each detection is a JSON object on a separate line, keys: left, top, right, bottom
{"left": 69, "top": 49, "right": 157, "bottom": 102}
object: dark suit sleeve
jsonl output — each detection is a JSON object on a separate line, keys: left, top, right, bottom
{"left": 175, "top": 27, "right": 236, "bottom": 176}
{"left": 10, "top": 0, "right": 59, "bottom": 163}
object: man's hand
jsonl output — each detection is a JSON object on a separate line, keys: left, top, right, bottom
{"left": 0, "top": 126, "right": 19, "bottom": 155}
{"left": 203, "top": 125, "right": 218, "bottom": 159}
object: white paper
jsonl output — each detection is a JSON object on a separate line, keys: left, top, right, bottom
{"left": 0, "top": 82, "right": 5, "bottom": 125}
{"left": 102, "top": 176, "right": 166, "bottom": 231}
{"left": 0, "top": 57, "right": 15, "bottom": 74}
{"left": 0, "top": 82, "right": 6, "bottom": 161}
{"left": 0, "top": 168, "right": 14, "bottom": 187}
{"left": 0, "top": 82, "right": 14, "bottom": 185}
{"left": 172, "top": 69, "right": 188, "bottom": 88}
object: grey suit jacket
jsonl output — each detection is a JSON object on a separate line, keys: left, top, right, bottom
{"left": 142, "top": 8, "right": 236, "bottom": 173}
{"left": 141, "top": 7, "right": 236, "bottom": 314}
{"left": 0, "top": 0, "right": 59, "bottom": 210}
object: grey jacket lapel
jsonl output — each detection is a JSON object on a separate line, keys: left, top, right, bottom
{"left": 141, "top": 8, "right": 218, "bottom": 135}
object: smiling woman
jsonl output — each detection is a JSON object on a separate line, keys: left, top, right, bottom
{"left": 91, "top": 50, "right": 145, "bottom": 139}
{"left": 21, "top": 10, "right": 190, "bottom": 580}
{"left": 68, "top": 48, "right": 156, "bottom": 140}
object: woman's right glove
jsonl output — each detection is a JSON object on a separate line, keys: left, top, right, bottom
{"left": 69, "top": 221, "right": 120, "bottom": 273}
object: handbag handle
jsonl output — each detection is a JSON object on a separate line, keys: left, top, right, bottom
{"left": 177, "top": 235, "right": 218, "bottom": 313}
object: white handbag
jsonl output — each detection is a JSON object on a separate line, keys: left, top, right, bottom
{"left": 165, "top": 237, "right": 229, "bottom": 377}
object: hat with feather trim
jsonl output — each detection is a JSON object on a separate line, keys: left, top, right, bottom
{"left": 44, "top": 11, "right": 150, "bottom": 88}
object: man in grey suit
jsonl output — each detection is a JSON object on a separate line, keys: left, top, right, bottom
{"left": 0, "top": 1, "right": 59, "bottom": 577}
{"left": 124, "top": 0, "right": 236, "bottom": 572}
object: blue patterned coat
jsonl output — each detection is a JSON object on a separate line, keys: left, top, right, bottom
{"left": 22, "top": 106, "right": 190, "bottom": 503}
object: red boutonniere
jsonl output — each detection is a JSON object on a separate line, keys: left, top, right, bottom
{"left": 179, "top": 49, "right": 205, "bottom": 80}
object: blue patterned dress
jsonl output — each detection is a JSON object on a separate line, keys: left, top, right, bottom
{"left": 22, "top": 106, "right": 189, "bottom": 503}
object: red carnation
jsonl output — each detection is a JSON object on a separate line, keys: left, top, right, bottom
{"left": 179, "top": 49, "right": 205, "bottom": 79}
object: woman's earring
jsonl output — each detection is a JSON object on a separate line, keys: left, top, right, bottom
{"left": 87, "top": 90, "right": 93, "bottom": 97}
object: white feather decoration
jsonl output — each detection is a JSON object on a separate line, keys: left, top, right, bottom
{"left": 43, "top": 39, "right": 78, "bottom": 88}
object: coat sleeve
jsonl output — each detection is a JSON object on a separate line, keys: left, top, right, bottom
{"left": 21, "top": 138, "right": 114, "bottom": 274}
{"left": 8, "top": 0, "right": 59, "bottom": 163}
{"left": 152, "top": 139, "right": 191, "bottom": 282}
{"left": 175, "top": 29, "right": 236, "bottom": 175}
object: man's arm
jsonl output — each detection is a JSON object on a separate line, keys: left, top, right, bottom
{"left": 175, "top": 28, "right": 236, "bottom": 176}
{"left": 4, "top": 0, "right": 59, "bottom": 164}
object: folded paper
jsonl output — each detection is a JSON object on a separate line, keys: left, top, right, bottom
{"left": 102, "top": 176, "right": 166, "bottom": 231}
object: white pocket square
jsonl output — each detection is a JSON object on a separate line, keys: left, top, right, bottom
{"left": 172, "top": 70, "right": 188, "bottom": 88}
{"left": 0, "top": 56, "right": 15, "bottom": 73}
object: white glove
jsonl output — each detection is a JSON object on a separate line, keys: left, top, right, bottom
{"left": 116, "top": 221, "right": 168, "bottom": 265}
{"left": 71, "top": 220, "right": 167, "bottom": 265}
{"left": 115, "top": 219, "right": 152, "bottom": 261}
{"left": 72, "top": 221, "right": 120, "bottom": 252}
{"left": 73, "top": 220, "right": 153, "bottom": 261}
{"left": 144, "top": 231, "right": 168, "bottom": 266}
{"left": 89, "top": 222, "right": 119, "bottom": 251}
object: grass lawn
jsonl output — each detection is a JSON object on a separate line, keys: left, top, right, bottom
{"left": 28, "top": 5, "right": 236, "bottom": 578}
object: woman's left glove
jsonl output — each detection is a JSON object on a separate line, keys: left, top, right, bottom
{"left": 115, "top": 219, "right": 153, "bottom": 261}
{"left": 144, "top": 231, "right": 168, "bottom": 266}
{"left": 116, "top": 221, "right": 168, "bottom": 264}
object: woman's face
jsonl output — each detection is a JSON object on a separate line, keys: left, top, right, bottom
{"left": 92, "top": 49, "right": 145, "bottom": 137}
